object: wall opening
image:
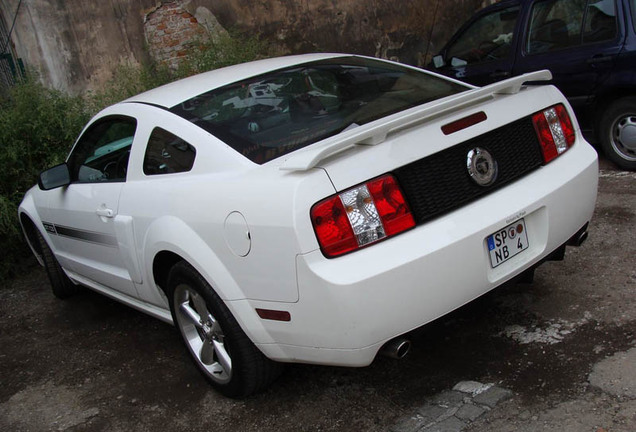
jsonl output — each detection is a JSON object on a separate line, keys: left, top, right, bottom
{"left": 144, "top": 1, "right": 207, "bottom": 69}
{"left": 0, "top": 8, "right": 25, "bottom": 96}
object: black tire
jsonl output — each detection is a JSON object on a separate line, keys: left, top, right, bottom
{"left": 167, "top": 261, "right": 283, "bottom": 398}
{"left": 35, "top": 230, "right": 81, "bottom": 299}
{"left": 599, "top": 97, "right": 636, "bottom": 170}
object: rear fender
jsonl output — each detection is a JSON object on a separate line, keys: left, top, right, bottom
{"left": 142, "top": 216, "right": 277, "bottom": 345}
{"left": 142, "top": 216, "right": 244, "bottom": 302}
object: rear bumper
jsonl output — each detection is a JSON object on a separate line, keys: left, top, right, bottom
{"left": 251, "top": 140, "right": 598, "bottom": 366}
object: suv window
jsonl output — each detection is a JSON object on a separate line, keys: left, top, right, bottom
{"left": 446, "top": 6, "right": 520, "bottom": 65}
{"left": 583, "top": 0, "right": 617, "bottom": 42}
{"left": 143, "top": 127, "right": 196, "bottom": 175}
{"left": 67, "top": 117, "right": 136, "bottom": 183}
{"left": 170, "top": 57, "right": 468, "bottom": 164}
{"left": 527, "top": 0, "right": 616, "bottom": 54}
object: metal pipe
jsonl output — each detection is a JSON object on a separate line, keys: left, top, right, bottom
{"left": 379, "top": 338, "right": 411, "bottom": 359}
{"left": 567, "top": 223, "right": 589, "bottom": 247}
{"left": 573, "top": 230, "right": 588, "bottom": 246}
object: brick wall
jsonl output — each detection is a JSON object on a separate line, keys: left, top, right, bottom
{"left": 144, "top": 2, "right": 207, "bottom": 68}
{"left": 2, "top": 0, "right": 488, "bottom": 93}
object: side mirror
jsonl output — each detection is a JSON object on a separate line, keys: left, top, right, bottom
{"left": 450, "top": 57, "right": 468, "bottom": 67}
{"left": 38, "top": 163, "right": 71, "bottom": 190}
{"left": 432, "top": 55, "right": 445, "bottom": 69}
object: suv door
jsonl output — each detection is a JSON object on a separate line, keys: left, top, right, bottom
{"left": 40, "top": 116, "right": 138, "bottom": 297}
{"left": 513, "top": 0, "right": 625, "bottom": 114}
{"left": 435, "top": 2, "right": 522, "bottom": 86}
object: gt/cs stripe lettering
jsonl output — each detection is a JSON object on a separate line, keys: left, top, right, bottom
{"left": 41, "top": 221, "right": 118, "bottom": 247}
{"left": 42, "top": 222, "right": 56, "bottom": 234}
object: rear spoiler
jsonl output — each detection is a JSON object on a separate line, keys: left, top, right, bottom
{"left": 280, "top": 70, "right": 552, "bottom": 171}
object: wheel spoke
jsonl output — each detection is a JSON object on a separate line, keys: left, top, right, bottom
{"left": 179, "top": 302, "right": 203, "bottom": 329}
{"left": 187, "top": 331, "right": 204, "bottom": 356}
{"left": 213, "top": 340, "right": 232, "bottom": 375}
{"left": 191, "top": 291, "right": 214, "bottom": 324}
{"left": 172, "top": 280, "right": 233, "bottom": 384}
{"left": 200, "top": 340, "right": 216, "bottom": 365}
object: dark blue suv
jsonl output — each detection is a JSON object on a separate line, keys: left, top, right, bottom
{"left": 430, "top": 0, "right": 636, "bottom": 170}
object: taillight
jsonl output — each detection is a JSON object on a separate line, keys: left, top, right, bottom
{"left": 311, "top": 174, "right": 415, "bottom": 258}
{"left": 532, "top": 104, "right": 575, "bottom": 164}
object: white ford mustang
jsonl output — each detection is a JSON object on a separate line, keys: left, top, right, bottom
{"left": 19, "top": 54, "right": 598, "bottom": 397}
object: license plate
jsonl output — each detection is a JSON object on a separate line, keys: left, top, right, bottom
{"left": 487, "top": 219, "right": 529, "bottom": 268}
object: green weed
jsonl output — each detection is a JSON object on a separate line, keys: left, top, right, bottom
{"left": 0, "top": 33, "right": 271, "bottom": 282}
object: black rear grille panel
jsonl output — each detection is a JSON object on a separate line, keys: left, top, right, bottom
{"left": 393, "top": 117, "right": 544, "bottom": 225}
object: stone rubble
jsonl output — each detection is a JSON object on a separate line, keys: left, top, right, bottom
{"left": 391, "top": 381, "right": 512, "bottom": 432}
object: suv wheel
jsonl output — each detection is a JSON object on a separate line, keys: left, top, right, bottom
{"left": 599, "top": 97, "right": 636, "bottom": 170}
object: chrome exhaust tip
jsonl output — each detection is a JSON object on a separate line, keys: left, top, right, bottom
{"left": 380, "top": 338, "right": 411, "bottom": 359}
{"left": 567, "top": 224, "right": 589, "bottom": 247}
{"left": 574, "top": 230, "right": 588, "bottom": 246}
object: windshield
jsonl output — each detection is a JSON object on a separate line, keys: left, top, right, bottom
{"left": 170, "top": 57, "right": 468, "bottom": 164}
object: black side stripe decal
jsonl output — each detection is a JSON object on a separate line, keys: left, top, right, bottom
{"left": 42, "top": 221, "right": 118, "bottom": 247}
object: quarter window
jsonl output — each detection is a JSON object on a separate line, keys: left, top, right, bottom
{"left": 67, "top": 117, "right": 136, "bottom": 183}
{"left": 143, "top": 127, "right": 196, "bottom": 175}
{"left": 583, "top": 0, "right": 617, "bottom": 43}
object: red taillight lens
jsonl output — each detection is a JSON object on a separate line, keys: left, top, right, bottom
{"left": 532, "top": 104, "right": 575, "bottom": 164}
{"left": 367, "top": 175, "right": 415, "bottom": 236}
{"left": 311, "top": 195, "right": 358, "bottom": 257}
{"left": 311, "top": 174, "right": 415, "bottom": 258}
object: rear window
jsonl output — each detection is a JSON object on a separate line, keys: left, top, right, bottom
{"left": 170, "top": 57, "right": 468, "bottom": 164}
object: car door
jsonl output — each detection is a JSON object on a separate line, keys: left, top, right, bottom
{"left": 435, "top": 2, "right": 522, "bottom": 86}
{"left": 513, "top": 0, "right": 625, "bottom": 111}
{"left": 41, "top": 115, "right": 138, "bottom": 297}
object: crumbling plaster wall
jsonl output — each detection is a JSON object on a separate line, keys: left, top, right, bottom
{"left": 2, "top": 0, "right": 489, "bottom": 94}
{"left": 1, "top": 0, "right": 159, "bottom": 94}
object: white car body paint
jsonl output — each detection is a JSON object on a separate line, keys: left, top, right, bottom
{"left": 19, "top": 54, "right": 598, "bottom": 368}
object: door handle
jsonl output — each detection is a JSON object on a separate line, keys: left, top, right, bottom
{"left": 96, "top": 207, "right": 114, "bottom": 218}
{"left": 489, "top": 70, "right": 511, "bottom": 79}
{"left": 587, "top": 54, "right": 615, "bottom": 65}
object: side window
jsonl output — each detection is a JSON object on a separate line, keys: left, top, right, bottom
{"left": 446, "top": 6, "right": 520, "bottom": 65}
{"left": 67, "top": 117, "right": 136, "bottom": 183}
{"left": 527, "top": 0, "right": 616, "bottom": 54}
{"left": 143, "top": 127, "right": 196, "bottom": 175}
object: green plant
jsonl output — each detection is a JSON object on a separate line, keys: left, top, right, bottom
{"left": 88, "top": 32, "right": 273, "bottom": 112}
{"left": 0, "top": 75, "right": 91, "bottom": 280}
{"left": 88, "top": 61, "right": 174, "bottom": 111}
{"left": 178, "top": 31, "right": 272, "bottom": 77}
{"left": 1, "top": 32, "right": 272, "bottom": 282}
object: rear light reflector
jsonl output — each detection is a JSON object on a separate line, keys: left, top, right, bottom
{"left": 256, "top": 308, "right": 291, "bottom": 322}
{"left": 532, "top": 104, "right": 575, "bottom": 164}
{"left": 311, "top": 174, "right": 415, "bottom": 258}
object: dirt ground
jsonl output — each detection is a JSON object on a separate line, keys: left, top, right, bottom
{"left": 1, "top": 157, "right": 634, "bottom": 432}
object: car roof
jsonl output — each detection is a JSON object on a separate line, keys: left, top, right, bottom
{"left": 124, "top": 53, "right": 350, "bottom": 109}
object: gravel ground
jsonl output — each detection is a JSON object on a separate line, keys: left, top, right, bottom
{"left": 1, "top": 158, "right": 634, "bottom": 432}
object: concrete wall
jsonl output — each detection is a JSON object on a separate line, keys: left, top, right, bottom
{"left": 1, "top": 0, "right": 157, "bottom": 93}
{"left": 1, "top": 0, "right": 492, "bottom": 94}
